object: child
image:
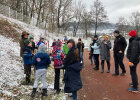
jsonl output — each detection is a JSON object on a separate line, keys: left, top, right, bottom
{"left": 23, "top": 39, "right": 32, "bottom": 85}
{"left": 31, "top": 43, "right": 51, "bottom": 97}
{"left": 52, "top": 43, "right": 65, "bottom": 93}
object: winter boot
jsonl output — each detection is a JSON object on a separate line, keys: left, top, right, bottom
{"left": 42, "top": 88, "right": 47, "bottom": 96}
{"left": 31, "top": 88, "right": 37, "bottom": 98}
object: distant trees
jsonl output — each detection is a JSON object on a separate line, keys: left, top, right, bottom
{"left": 0, "top": 0, "right": 108, "bottom": 37}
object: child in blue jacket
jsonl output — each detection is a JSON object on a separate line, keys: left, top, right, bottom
{"left": 23, "top": 39, "right": 32, "bottom": 85}
{"left": 31, "top": 43, "right": 51, "bottom": 97}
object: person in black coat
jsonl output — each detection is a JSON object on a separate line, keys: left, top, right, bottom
{"left": 63, "top": 39, "right": 83, "bottom": 100}
{"left": 113, "top": 30, "right": 127, "bottom": 76}
{"left": 127, "top": 30, "right": 140, "bottom": 93}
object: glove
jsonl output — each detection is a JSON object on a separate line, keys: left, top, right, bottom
{"left": 129, "top": 62, "right": 134, "bottom": 67}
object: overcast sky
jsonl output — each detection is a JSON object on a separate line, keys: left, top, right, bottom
{"left": 74, "top": 0, "right": 140, "bottom": 23}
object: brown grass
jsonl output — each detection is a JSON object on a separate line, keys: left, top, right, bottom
{"left": 0, "top": 19, "right": 20, "bottom": 42}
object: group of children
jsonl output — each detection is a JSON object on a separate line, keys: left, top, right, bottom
{"left": 20, "top": 32, "right": 83, "bottom": 100}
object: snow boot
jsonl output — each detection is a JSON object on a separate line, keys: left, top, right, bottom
{"left": 42, "top": 88, "right": 47, "bottom": 96}
{"left": 31, "top": 88, "right": 37, "bottom": 98}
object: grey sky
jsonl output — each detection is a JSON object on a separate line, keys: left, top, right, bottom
{"left": 74, "top": 0, "right": 140, "bottom": 23}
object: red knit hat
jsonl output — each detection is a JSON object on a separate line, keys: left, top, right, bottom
{"left": 129, "top": 30, "right": 137, "bottom": 36}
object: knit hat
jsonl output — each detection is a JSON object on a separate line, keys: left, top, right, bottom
{"left": 64, "top": 38, "right": 68, "bottom": 41}
{"left": 29, "top": 36, "right": 33, "bottom": 40}
{"left": 78, "top": 38, "right": 81, "bottom": 41}
{"left": 24, "top": 39, "right": 30, "bottom": 46}
{"left": 114, "top": 30, "right": 120, "bottom": 34}
{"left": 38, "top": 43, "right": 47, "bottom": 53}
{"left": 129, "top": 30, "right": 137, "bottom": 36}
{"left": 104, "top": 35, "right": 109, "bottom": 39}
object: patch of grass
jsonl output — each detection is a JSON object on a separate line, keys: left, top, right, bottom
{"left": 0, "top": 19, "right": 20, "bottom": 42}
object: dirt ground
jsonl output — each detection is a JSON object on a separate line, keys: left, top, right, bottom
{"left": 78, "top": 49, "right": 140, "bottom": 100}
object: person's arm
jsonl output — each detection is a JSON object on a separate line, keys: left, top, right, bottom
{"left": 46, "top": 55, "right": 51, "bottom": 65}
{"left": 121, "top": 37, "right": 127, "bottom": 52}
{"left": 32, "top": 54, "right": 37, "bottom": 65}
{"left": 106, "top": 41, "right": 112, "bottom": 49}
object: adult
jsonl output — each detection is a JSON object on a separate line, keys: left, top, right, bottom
{"left": 100, "top": 35, "right": 112, "bottom": 73}
{"left": 127, "top": 30, "right": 140, "bottom": 92}
{"left": 113, "top": 30, "right": 127, "bottom": 76}
{"left": 63, "top": 39, "right": 82, "bottom": 100}
{"left": 91, "top": 35, "right": 100, "bottom": 70}
{"left": 52, "top": 39, "right": 56, "bottom": 47}
{"left": 20, "top": 31, "right": 29, "bottom": 58}
{"left": 77, "top": 38, "right": 84, "bottom": 63}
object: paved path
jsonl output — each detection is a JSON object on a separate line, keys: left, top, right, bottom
{"left": 78, "top": 49, "right": 140, "bottom": 100}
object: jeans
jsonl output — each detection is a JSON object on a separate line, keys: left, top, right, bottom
{"left": 24, "top": 65, "right": 31, "bottom": 84}
{"left": 72, "top": 91, "right": 77, "bottom": 100}
{"left": 81, "top": 52, "right": 84, "bottom": 62}
{"left": 33, "top": 69, "right": 47, "bottom": 89}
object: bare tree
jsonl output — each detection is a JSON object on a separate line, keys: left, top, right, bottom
{"left": 90, "top": 0, "right": 107, "bottom": 35}
{"left": 130, "top": 11, "right": 140, "bottom": 36}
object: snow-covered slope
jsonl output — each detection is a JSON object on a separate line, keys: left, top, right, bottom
{"left": 0, "top": 35, "right": 24, "bottom": 97}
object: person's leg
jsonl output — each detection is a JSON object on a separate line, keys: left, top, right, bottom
{"left": 93, "top": 55, "right": 96, "bottom": 65}
{"left": 33, "top": 69, "right": 41, "bottom": 88}
{"left": 106, "top": 60, "right": 110, "bottom": 73}
{"left": 101, "top": 60, "right": 104, "bottom": 73}
{"left": 118, "top": 53, "right": 126, "bottom": 74}
{"left": 81, "top": 52, "right": 84, "bottom": 63}
{"left": 54, "top": 69, "right": 60, "bottom": 92}
{"left": 72, "top": 91, "right": 77, "bottom": 100}
{"left": 41, "top": 69, "right": 47, "bottom": 89}
{"left": 90, "top": 54, "right": 93, "bottom": 65}
{"left": 130, "top": 62, "right": 139, "bottom": 89}
{"left": 41, "top": 69, "right": 47, "bottom": 96}
{"left": 94, "top": 54, "right": 99, "bottom": 70}
{"left": 113, "top": 53, "right": 119, "bottom": 75}
{"left": 25, "top": 65, "right": 31, "bottom": 84}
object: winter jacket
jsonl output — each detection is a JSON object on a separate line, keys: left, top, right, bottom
{"left": 20, "top": 38, "right": 28, "bottom": 57}
{"left": 32, "top": 53, "right": 51, "bottom": 70}
{"left": 100, "top": 40, "right": 112, "bottom": 60}
{"left": 91, "top": 40, "right": 100, "bottom": 54}
{"left": 113, "top": 35, "right": 127, "bottom": 53}
{"left": 37, "top": 41, "right": 45, "bottom": 47}
{"left": 127, "top": 36, "right": 140, "bottom": 63}
{"left": 23, "top": 46, "right": 32, "bottom": 65}
{"left": 77, "top": 42, "right": 84, "bottom": 53}
{"left": 63, "top": 43, "right": 69, "bottom": 55}
{"left": 52, "top": 46, "right": 65, "bottom": 69}
{"left": 63, "top": 47, "right": 82, "bottom": 93}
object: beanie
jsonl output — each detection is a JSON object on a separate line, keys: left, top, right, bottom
{"left": 129, "top": 30, "right": 137, "bottom": 37}
{"left": 78, "top": 38, "right": 81, "bottom": 41}
{"left": 24, "top": 39, "right": 30, "bottom": 46}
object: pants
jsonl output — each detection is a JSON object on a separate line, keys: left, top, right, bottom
{"left": 130, "top": 61, "right": 139, "bottom": 89}
{"left": 101, "top": 60, "right": 110, "bottom": 70}
{"left": 114, "top": 53, "right": 126, "bottom": 74}
{"left": 90, "top": 54, "right": 96, "bottom": 64}
{"left": 33, "top": 69, "right": 47, "bottom": 89}
{"left": 54, "top": 69, "right": 60, "bottom": 91}
{"left": 81, "top": 52, "right": 84, "bottom": 62}
{"left": 72, "top": 91, "right": 77, "bottom": 100}
{"left": 24, "top": 65, "right": 31, "bottom": 83}
{"left": 94, "top": 54, "right": 99, "bottom": 69}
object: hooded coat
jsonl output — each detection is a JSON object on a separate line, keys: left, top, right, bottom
{"left": 63, "top": 47, "right": 83, "bottom": 93}
{"left": 32, "top": 44, "right": 51, "bottom": 70}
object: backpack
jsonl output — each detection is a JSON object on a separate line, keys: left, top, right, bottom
{"left": 57, "top": 50, "right": 62, "bottom": 60}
